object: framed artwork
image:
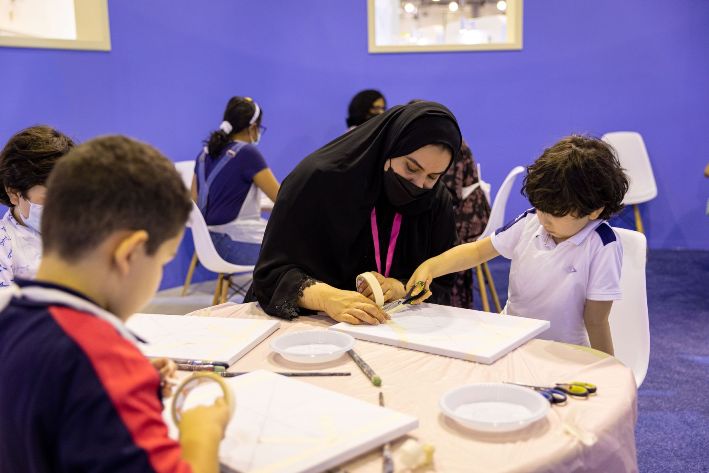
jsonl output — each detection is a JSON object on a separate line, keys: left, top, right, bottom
{"left": 368, "top": 0, "right": 522, "bottom": 53}
{"left": 0, "top": 0, "right": 110, "bottom": 51}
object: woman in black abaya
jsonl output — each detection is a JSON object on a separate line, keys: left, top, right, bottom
{"left": 246, "top": 101, "right": 461, "bottom": 324}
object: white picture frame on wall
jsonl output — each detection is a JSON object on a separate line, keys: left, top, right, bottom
{"left": 368, "top": 0, "right": 522, "bottom": 53}
{"left": 0, "top": 0, "right": 110, "bottom": 51}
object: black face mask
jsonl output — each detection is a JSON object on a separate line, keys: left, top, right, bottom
{"left": 383, "top": 166, "right": 432, "bottom": 210}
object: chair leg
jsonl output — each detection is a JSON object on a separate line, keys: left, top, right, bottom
{"left": 212, "top": 273, "right": 224, "bottom": 306}
{"left": 475, "top": 265, "right": 490, "bottom": 312}
{"left": 220, "top": 276, "right": 230, "bottom": 304}
{"left": 482, "top": 262, "right": 502, "bottom": 313}
{"left": 633, "top": 204, "right": 645, "bottom": 234}
{"left": 181, "top": 252, "right": 198, "bottom": 296}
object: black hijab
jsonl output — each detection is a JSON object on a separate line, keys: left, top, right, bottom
{"left": 248, "top": 101, "right": 462, "bottom": 319}
{"left": 346, "top": 89, "right": 386, "bottom": 127}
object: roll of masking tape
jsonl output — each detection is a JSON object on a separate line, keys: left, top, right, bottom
{"left": 356, "top": 272, "right": 385, "bottom": 307}
{"left": 172, "top": 372, "right": 235, "bottom": 425}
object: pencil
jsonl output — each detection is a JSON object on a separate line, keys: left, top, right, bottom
{"left": 170, "top": 358, "right": 229, "bottom": 369}
{"left": 348, "top": 349, "right": 382, "bottom": 387}
{"left": 176, "top": 363, "right": 226, "bottom": 373}
{"left": 219, "top": 371, "right": 351, "bottom": 378}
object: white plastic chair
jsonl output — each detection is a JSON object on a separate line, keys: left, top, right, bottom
{"left": 461, "top": 163, "right": 492, "bottom": 205}
{"left": 608, "top": 227, "right": 650, "bottom": 388}
{"left": 174, "top": 161, "right": 195, "bottom": 191}
{"left": 475, "top": 166, "right": 526, "bottom": 312}
{"left": 174, "top": 161, "right": 199, "bottom": 295}
{"left": 601, "top": 132, "right": 657, "bottom": 234}
{"left": 187, "top": 201, "right": 255, "bottom": 305}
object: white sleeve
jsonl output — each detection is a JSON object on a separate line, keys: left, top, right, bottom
{"left": 490, "top": 209, "right": 533, "bottom": 259}
{"left": 0, "top": 239, "right": 14, "bottom": 288}
{"left": 586, "top": 236, "right": 623, "bottom": 301}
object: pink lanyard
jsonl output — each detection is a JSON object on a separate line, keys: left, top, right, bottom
{"left": 370, "top": 208, "right": 402, "bottom": 278}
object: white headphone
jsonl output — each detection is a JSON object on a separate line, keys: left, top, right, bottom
{"left": 219, "top": 98, "right": 260, "bottom": 134}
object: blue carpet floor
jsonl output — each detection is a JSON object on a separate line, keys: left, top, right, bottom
{"left": 482, "top": 249, "right": 709, "bottom": 472}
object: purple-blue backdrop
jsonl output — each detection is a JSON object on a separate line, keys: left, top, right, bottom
{"left": 1, "top": 1, "right": 707, "bottom": 289}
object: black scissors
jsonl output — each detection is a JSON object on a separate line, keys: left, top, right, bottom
{"left": 382, "top": 281, "right": 427, "bottom": 313}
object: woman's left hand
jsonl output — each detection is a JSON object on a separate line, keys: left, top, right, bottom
{"left": 357, "top": 271, "right": 407, "bottom": 303}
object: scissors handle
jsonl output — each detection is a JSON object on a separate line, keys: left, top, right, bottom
{"left": 402, "top": 281, "right": 426, "bottom": 304}
{"left": 568, "top": 381, "right": 597, "bottom": 394}
{"left": 540, "top": 388, "right": 567, "bottom": 404}
{"left": 555, "top": 383, "right": 589, "bottom": 398}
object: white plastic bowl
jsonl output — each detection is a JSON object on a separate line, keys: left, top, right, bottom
{"left": 440, "top": 383, "right": 549, "bottom": 432}
{"left": 270, "top": 330, "right": 355, "bottom": 364}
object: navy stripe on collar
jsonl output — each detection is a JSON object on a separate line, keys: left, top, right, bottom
{"left": 594, "top": 223, "right": 617, "bottom": 246}
{"left": 495, "top": 208, "right": 536, "bottom": 235}
{"left": 13, "top": 279, "right": 147, "bottom": 344}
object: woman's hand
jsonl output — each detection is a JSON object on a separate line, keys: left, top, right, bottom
{"left": 322, "top": 287, "right": 389, "bottom": 325}
{"left": 357, "top": 271, "right": 406, "bottom": 303}
{"left": 405, "top": 263, "right": 434, "bottom": 304}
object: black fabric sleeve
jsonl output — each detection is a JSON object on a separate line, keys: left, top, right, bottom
{"left": 248, "top": 169, "right": 370, "bottom": 319}
{"left": 254, "top": 268, "right": 318, "bottom": 320}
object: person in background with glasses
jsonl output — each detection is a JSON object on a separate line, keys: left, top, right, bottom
{"left": 191, "top": 96, "right": 279, "bottom": 265}
{"left": 346, "top": 89, "right": 387, "bottom": 130}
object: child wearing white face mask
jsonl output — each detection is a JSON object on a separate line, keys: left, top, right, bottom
{"left": 0, "top": 126, "right": 75, "bottom": 286}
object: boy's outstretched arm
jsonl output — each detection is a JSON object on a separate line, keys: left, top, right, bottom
{"left": 583, "top": 300, "right": 615, "bottom": 356}
{"left": 406, "top": 237, "right": 500, "bottom": 302}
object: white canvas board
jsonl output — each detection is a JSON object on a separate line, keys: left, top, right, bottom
{"left": 127, "top": 314, "right": 279, "bottom": 366}
{"left": 164, "top": 370, "right": 418, "bottom": 473}
{"left": 330, "top": 303, "right": 550, "bottom": 364}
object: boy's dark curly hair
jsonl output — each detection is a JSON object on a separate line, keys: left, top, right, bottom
{"left": 522, "top": 135, "right": 629, "bottom": 220}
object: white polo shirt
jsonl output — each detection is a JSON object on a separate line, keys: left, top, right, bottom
{"left": 490, "top": 209, "right": 623, "bottom": 346}
{"left": 0, "top": 209, "right": 42, "bottom": 288}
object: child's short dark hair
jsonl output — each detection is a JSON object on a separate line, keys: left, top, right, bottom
{"left": 522, "top": 135, "right": 629, "bottom": 220}
{"left": 0, "top": 125, "right": 75, "bottom": 207}
{"left": 42, "top": 136, "right": 192, "bottom": 261}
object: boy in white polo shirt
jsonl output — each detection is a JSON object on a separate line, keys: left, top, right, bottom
{"left": 407, "top": 135, "right": 629, "bottom": 355}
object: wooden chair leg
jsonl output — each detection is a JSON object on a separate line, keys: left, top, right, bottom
{"left": 181, "top": 252, "right": 198, "bottom": 296}
{"left": 482, "top": 262, "right": 502, "bottom": 313}
{"left": 633, "top": 204, "right": 645, "bottom": 234}
{"left": 220, "top": 276, "right": 230, "bottom": 304}
{"left": 475, "top": 265, "right": 490, "bottom": 312}
{"left": 212, "top": 273, "right": 224, "bottom": 306}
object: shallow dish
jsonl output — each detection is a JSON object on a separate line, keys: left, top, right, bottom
{"left": 439, "top": 382, "right": 549, "bottom": 432}
{"left": 270, "top": 330, "right": 355, "bottom": 364}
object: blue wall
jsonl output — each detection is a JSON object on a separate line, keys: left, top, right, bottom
{"left": 1, "top": 1, "right": 707, "bottom": 289}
